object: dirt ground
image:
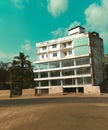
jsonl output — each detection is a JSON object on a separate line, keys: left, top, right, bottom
{"left": 0, "top": 89, "right": 108, "bottom": 130}
{"left": 0, "top": 103, "right": 108, "bottom": 130}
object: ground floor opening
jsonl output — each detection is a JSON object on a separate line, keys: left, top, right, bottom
{"left": 63, "top": 87, "right": 84, "bottom": 94}
{"left": 35, "top": 88, "right": 49, "bottom": 95}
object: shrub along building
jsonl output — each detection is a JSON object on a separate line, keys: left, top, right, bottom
{"left": 34, "top": 26, "right": 104, "bottom": 95}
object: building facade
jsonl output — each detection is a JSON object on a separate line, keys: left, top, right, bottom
{"left": 34, "top": 26, "right": 104, "bottom": 95}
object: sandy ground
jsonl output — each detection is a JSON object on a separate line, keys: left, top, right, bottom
{"left": 0, "top": 103, "right": 108, "bottom": 130}
{"left": 0, "top": 89, "right": 108, "bottom": 130}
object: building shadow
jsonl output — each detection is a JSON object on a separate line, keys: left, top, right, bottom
{"left": 99, "top": 78, "right": 108, "bottom": 93}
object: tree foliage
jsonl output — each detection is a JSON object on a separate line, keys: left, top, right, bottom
{"left": 104, "top": 54, "right": 108, "bottom": 78}
{"left": 0, "top": 52, "right": 35, "bottom": 91}
{"left": 0, "top": 62, "right": 9, "bottom": 89}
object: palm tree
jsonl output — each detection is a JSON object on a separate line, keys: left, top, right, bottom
{"left": 14, "top": 52, "right": 30, "bottom": 70}
{"left": 14, "top": 52, "right": 34, "bottom": 89}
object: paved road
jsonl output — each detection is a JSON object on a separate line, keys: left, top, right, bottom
{"left": 0, "top": 96, "right": 108, "bottom": 107}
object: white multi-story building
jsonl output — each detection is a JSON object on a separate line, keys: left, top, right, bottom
{"left": 34, "top": 26, "right": 104, "bottom": 95}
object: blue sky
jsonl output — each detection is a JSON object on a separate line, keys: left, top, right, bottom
{"left": 0, "top": 0, "right": 108, "bottom": 62}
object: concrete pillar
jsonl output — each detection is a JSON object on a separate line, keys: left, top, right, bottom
{"left": 60, "top": 70, "right": 62, "bottom": 76}
{"left": 60, "top": 60, "right": 62, "bottom": 67}
{"left": 37, "top": 89, "right": 41, "bottom": 95}
{"left": 38, "top": 81, "right": 41, "bottom": 87}
{"left": 60, "top": 80, "right": 63, "bottom": 87}
{"left": 73, "top": 59, "right": 76, "bottom": 66}
{"left": 48, "top": 71, "right": 51, "bottom": 87}
{"left": 76, "top": 87, "right": 79, "bottom": 93}
{"left": 59, "top": 61, "right": 63, "bottom": 87}
{"left": 38, "top": 72, "right": 40, "bottom": 78}
{"left": 74, "top": 59, "right": 77, "bottom": 85}
{"left": 48, "top": 80, "right": 51, "bottom": 86}
{"left": 48, "top": 62, "right": 50, "bottom": 69}
{"left": 48, "top": 71, "right": 50, "bottom": 78}
{"left": 74, "top": 69, "right": 77, "bottom": 85}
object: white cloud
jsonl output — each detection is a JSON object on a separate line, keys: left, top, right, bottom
{"left": 0, "top": 51, "right": 17, "bottom": 62}
{"left": 68, "top": 21, "right": 81, "bottom": 30}
{"left": 51, "top": 27, "right": 67, "bottom": 38}
{"left": 21, "top": 40, "right": 36, "bottom": 62}
{"left": 47, "top": 0, "right": 68, "bottom": 17}
{"left": 52, "top": 0, "right": 108, "bottom": 52}
{"left": 12, "top": 0, "right": 29, "bottom": 8}
{"left": 21, "top": 40, "right": 31, "bottom": 53}
{"left": 84, "top": 0, "right": 108, "bottom": 48}
{"left": 51, "top": 21, "right": 80, "bottom": 38}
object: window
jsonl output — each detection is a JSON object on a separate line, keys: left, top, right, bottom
{"left": 50, "top": 80, "right": 61, "bottom": 86}
{"left": 77, "top": 78, "right": 83, "bottom": 85}
{"left": 37, "top": 63, "right": 48, "bottom": 70}
{"left": 62, "top": 70, "right": 74, "bottom": 76}
{"left": 73, "top": 37, "right": 88, "bottom": 48}
{"left": 69, "top": 51, "right": 72, "bottom": 55}
{"left": 64, "top": 52, "right": 67, "bottom": 56}
{"left": 75, "top": 57, "right": 90, "bottom": 65}
{"left": 42, "top": 55, "right": 44, "bottom": 59}
{"left": 68, "top": 42, "right": 71, "bottom": 46}
{"left": 50, "top": 71, "right": 60, "bottom": 77}
{"left": 42, "top": 46, "right": 46, "bottom": 50}
{"left": 84, "top": 77, "right": 91, "bottom": 84}
{"left": 40, "top": 72, "right": 48, "bottom": 78}
{"left": 41, "top": 81, "right": 48, "bottom": 86}
{"left": 53, "top": 53, "right": 57, "bottom": 57}
{"left": 63, "top": 79, "right": 72, "bottom": 85}
{"left": 74, "top": 46, "right": 89, "bottom": 56}
{"left": 52, "top": 44, "right": 57, "bottom": 48}
{"left": 63, "top": 44, "right": 66, "bottom": 47}
{"left": 46, "top": 54, "right": 48, "bottom": 58}
{"left": 62, "top": 59, "right": 74, "bottom": 67}
{"left": 49, "top": 61, "right": 59, "bottom": 68}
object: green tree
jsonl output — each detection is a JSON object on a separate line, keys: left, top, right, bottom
{"left": 14, "top": 52, "right": 30, "bottom": 69}
{"left": 105, "top": 54, "right": 108, "bottom": 78}
{"left": 14, "top": 52, "right": 30, "bottom": 88}
{"left": 9, "top": 65, "right": 23, "bottom": 96}
{"left": 0, "top": 62, "right": 10, "bottom": 89}
{"left": 9, "top": 52, "right": 35, "bottom": 96}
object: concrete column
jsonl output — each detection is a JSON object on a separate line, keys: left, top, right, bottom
{"left": 60, "top": 80, "right": 63, "bottom": 87}
{"left": 73, "top": 59, "right": 76, "bottom": 66}
{"left": 74, "top": 59, "right": 77, "bottom": 85}
{"left": 48, "top": 71, "right": 50, "bottom": 78}
{"left": 74, "top": 69, "right": 77, "bottom": 85}
{"left": 59, "top": 60, "right": 62, "bottom": 67}
{"left": 38, "top": 81, "right": 41, "bottom": 87}
{"left": 60, "top": 70, "right": 62, "bottom": 76}
{"left": 37, "top": 88, "right": 41, "bottom": 95}
{"left": 48, "top": 80, "right": 51, "bottom": 86}
{"left": 38, "top": 72, "right": 40, "bottom": 78}
{"left": 60, "top": 70, "right": 63, "bottom": 86}
{"left": 48, "top": 71, "right": 51, "bottom": 87}
{"left": 60, "top": 60, "right": 62, "bottom": 87}
{"left": 76, "top": 87, "right": 79, "bottom": 93}
{"left": 59, "top": 60, "right": 63, "bottom": 87}
{"left": 48, "top": 62, "right": 50, "bottom": 69}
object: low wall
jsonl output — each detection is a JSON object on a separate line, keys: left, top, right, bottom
{"left": 22, "top": 88, "right": 35, "bottom": 96}
{"left": 84, "top": 86, "right": 100, "bottom": 95}
{"left": 0, "top": 88, "right": 35, "bottom": 98}
{"left": 0, "top": 90, "right": 10, "bottom": 97}
{"left": 49, "top": 86, "right": 63, "bottom": 95}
